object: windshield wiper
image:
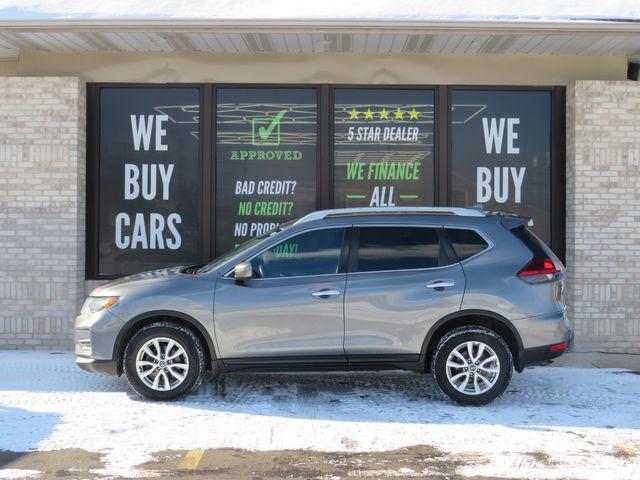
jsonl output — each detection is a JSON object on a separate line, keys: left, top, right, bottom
{"left": 181, "top": 264, "right": 204, "bottom": 275}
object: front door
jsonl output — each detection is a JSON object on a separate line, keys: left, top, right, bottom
{"left": 344, "top": 225, "right": 466, "bottom": 358}
{"left": 213, "top": 227, "right": 348, "bottom": 360}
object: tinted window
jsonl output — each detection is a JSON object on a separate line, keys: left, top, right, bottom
{"left": 447, "top": 229, "right": 489, "bottom": 261}
{"left": 98, "top": 87, "right": 202, "bottom": 276}
{"left": 333, "top": 88, "right": 435, "bottom": 208}
{"left": 511, "top": 226, "right": 549, "bottom": 258}
{"left": 450, "top": 90, "right": 551, "bottom": 244}
{"left": 216, "top": 88, "right": 318, "bottom": 255}
{"left": 356, "top": 227, "right": 440, "bottom": 272}
{"left": 251, "top": 229, "right": 344, "bottom": 278}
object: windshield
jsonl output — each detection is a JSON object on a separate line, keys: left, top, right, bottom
{"left": 198, "top": 221, "right": 295, "bottom": 274}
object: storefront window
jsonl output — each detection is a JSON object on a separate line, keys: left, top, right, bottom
{"left": 333, "top": 89, "right": 435, "bottom": 208}
{"left": 97, "top": 87, "right": 202, "bottom": 275}
{"left": 215, "top": 88, "right": 318, "bottom": 255}
{"left": 450, "top": 89, "right": 552, "bottom": 243}
{"left": 87, "top": 84, "right": 561, "bottom": 279}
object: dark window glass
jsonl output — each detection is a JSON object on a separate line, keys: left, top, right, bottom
{"left": 98, "top": 87, "right": 202, "bottom": 276}
{"left": 511, "top": 226, "right": 549, "bottom": 258}
{"left": 450, "top": 90, "right": 551, "bottom": 244}
{"left": 216, "top": 88, "right": 318, "bottom": 255}
{"left": 251, "top": 229, "right": 344, "bottom": 278}
{"left": 333, "top": 89, "right": 435, "bottom": 208}
{"left": 356, "top": 227, "right": 440, "bottom": 272}
{"left": 447, "top": 229, "right": 489, "bottom": 261}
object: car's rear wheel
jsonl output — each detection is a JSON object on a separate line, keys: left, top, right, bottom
{"left": 432, "top": 326, "right": 513, "bottom": 406}
{"left": 123, "top": 321, "right": 205, "bottom": 401}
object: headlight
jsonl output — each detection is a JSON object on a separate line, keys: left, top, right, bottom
{"left": 81, "top": 296, "right": 119, "bottom": 315}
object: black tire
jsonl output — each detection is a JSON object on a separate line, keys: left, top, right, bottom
{"left": 431, "top": 326, "right": 513, "bottom": 406}
{"left": 123, "top": 321, "right": 205, "bottom": 401}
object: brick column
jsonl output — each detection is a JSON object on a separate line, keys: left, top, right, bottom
{"left": 0, "top": 77, "right": 86, "bottom": 349}
{"left": 566, "top": 80, "right": 640, "bottom": 354}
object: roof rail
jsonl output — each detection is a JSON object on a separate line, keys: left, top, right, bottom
{"left": 294, "top": 207, "right": 485, "bottom": 224}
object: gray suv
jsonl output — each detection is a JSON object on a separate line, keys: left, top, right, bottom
{"left": 75, "top": 207, "right": 572, "bottom": 405}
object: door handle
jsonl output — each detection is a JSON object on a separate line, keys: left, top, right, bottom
{"left": 426, "top": 280, "right": 455, "bottom": 291}
{"left": 311, "top": 289, "right": 341, "bottom": 298}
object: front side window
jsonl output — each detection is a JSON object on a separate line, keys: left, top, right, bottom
{"left": 250, "top": 228, "right": 345, "bottom": 278}
{"left": 200, "top": 222, "right": 294, "bottom": 274}
{"left": 356, "top": 227, "right": 441, "bottom": 272}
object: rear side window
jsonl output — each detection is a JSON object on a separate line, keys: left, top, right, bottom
{"left": 356, "top": 227, "right": 441, "bottom": 272}
{"left": 511, "top": 226, "right": 548, "bottom": 258}
{"left": 446, "top": 229, "right": 489, "bottom": 261}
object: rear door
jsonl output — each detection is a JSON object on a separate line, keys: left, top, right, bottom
{"left": 343, "top": 225, "right": 465, "bottom": 358}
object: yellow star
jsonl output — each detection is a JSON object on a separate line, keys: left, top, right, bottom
{"left": 408, "top": 108, "right": 420, "bottom": 120}
{"left": 364, "top": 108, "right": 374, "bottom": 120}
{"left": 393, "top": 107, "right": 405, "bottom": 120}
{"left": 348, "top": 108, "right": 359, "bottom": 120}
{"left": 379, "top": 108, "right": 389, "bottom": 120}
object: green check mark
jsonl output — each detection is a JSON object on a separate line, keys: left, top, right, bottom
{"left": 258, "top": 109, "right": 287, "bottom": 140}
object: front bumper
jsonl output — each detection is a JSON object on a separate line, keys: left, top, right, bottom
{"left": 74, "top": 309, "right": 125, "bottom": 359}
{"left": 76, "top": 356, "right": 119, "bottom": 375}
{"left": 74, "top": 308, "right": 125, "bottom": 376}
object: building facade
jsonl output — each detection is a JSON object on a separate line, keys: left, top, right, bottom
{"left": 0, "top": 20, "right": 639, "bottom": 355}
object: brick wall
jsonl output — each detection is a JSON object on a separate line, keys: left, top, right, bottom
{"left": 566, "top": 80, "right": 640, "bottom": 354}
{"left": 0, "top": 77, "right": 86, "bottom": 350}
{"left": 1, "top": 77, "right": 638, "bottom": 354}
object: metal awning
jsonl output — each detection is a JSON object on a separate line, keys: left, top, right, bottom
{"left": 1, "top": 19, "right": 640, "bottom": 61}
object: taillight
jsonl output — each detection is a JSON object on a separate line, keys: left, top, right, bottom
{"left": 518, "top": 256, "right": 561, "bottom": 277}
{"left": 548, "top": 341, "right": 569, "bottom": 352}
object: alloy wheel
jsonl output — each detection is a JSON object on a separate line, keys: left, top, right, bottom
{"left": 135, "top": 337, "right": 190, "bottom": 391}
{"left": 445, "top": 341, "right": 500, "bottom": 395}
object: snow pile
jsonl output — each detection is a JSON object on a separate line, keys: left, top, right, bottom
{"left": 0, "top": 0, "right": 638, "bottom": 21}
{"left": 0, "top": 350, "right": 638, "bottom": 479}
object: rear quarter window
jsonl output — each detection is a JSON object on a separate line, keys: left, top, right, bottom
{"left": 446, "top": 229, "right": 489, "bottom": 261}
{"left": 511, "top": 226, "right": 549, "bottom": 258}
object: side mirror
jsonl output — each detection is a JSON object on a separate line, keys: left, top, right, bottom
{"left": 233, "top": 261, "right": 253, "bottom": 282}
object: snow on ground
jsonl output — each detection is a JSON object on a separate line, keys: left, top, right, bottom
{"left": 0, "top": 471, "right": 40, "bottom": 480}
{"left": 0, "top": 350, "right": 638, "bottom": 479}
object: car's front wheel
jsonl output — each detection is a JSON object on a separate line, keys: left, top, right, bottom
{"left": 432, "top": 326, "right": 513, "bottom": 406}
{"left": 123, "top": 321, "right": 205, "bottom": 401}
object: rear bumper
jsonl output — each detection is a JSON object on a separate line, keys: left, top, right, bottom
{"left": 512, "top": 309, "right": 573, "bottom": 371}
{"left": 521, "top": 336, "right": 574, "bottom": 368}
{"left": 76, "top": 356, "right": 119, "bottom": 376}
